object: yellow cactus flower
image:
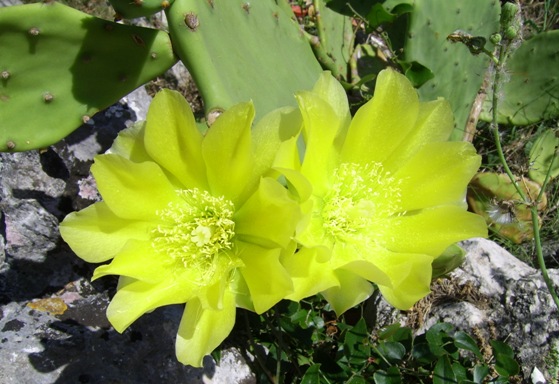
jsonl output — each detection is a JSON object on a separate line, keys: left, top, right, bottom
{"left": 283, "top": 69, "right": 487, "bottom": 314}
{"left": 59, "top": 90, "right": 304, "bottom": 367}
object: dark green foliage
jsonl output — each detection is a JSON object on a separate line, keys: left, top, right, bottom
{"left": 233, "top": 298, "right": 520, "bottom": 383}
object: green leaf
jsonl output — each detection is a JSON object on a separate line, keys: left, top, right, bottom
{"left": 373, "top": 366, "right": 402, "bottom": 384}
{"left": 347, "top": 375, "right": 368, "bottom": 384}
{"left": 433, "top": 356, "right": 458, "bottom": 384}
{"left": 402, "top": 61, "right": 435, "bottom": 87}
{"left": 490, "top": 340, "right": 515, "bottom": 358}
{"left": 451, "top": 362, "right": 467, "bottom": 382}
{"left": 366, "top": 3, "right": 397, "bottom": 27}
{"left": 344, "top": 318, "right": 371, "bottom": 366}
{"left": 290, "top": 308, "right": 307, "bottom": 324}
{"left": 378, "top": 323, "right": 402, "bottom": 340}
{"left": 301, "top": 364, "right": 323, "bottom": 384}
{"left": 379, "top": 324, "right": 412, "bottom": 353}
{"left": 480, "top": 31, "right": 559, "bottom": 125}
{"left": 376, "top": 341, "right": 406, "bottom": 363}
{"left": 412, "top": 341, "right": 437, "bottom": 364}
{"left": 166, "top": 0, "right": 322, "bottom": 125}
{"left": 311, "top": 315, "right": 325, "bottom": 329}
{"left": 426, "top": 323, "right": 455, "bottom": 357}
{"left": 529, "top": 128, "right": 559, "bottom": 185}
{"left": 494, "top": 355, "right": 520, "bottom": 377}
{"left": 0, "top": 2, "right": 177, "bottom": 151}
{"left": 473, "top": 364, "right": 490, "bottom": 384}
{"left": 490, "top": 340, "right": 519, "bottom": 377}
{"left": 453, "top": 331, "right": 483, "bottom": 360}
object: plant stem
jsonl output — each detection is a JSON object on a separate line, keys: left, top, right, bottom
{"left": 274, "top": 309, "right": 282, "bottom": 384}
{"left": 242, "top": 311, "right": 276, "bottom": 383}
{"left": 490, "top": 38, "right": 559, "bottom": 311}
{"left": 531, "top": 205, "right": 559, "bottom": 309}
{"left": 490, "top": 43, "right": 526, "bottom": 201}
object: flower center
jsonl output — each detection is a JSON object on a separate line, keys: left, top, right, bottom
{"left": 151, "top": 188, "right": 236, "bottom": 281}
{"left": 321, "top": 162, "right": 402, "bottom": 242}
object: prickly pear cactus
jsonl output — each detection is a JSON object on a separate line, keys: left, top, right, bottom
{"left": 165, "top": 0, "right": 322, "bottom": 122}
{"left": 0, "top": 2, "right": 177, "bottom": 151}
{"left": 313, "top": 2, "right": 354, "bottom": 80}
{"left": 109, "top": 0, "right": 174, "bottom": 19}
{"left": 529, "top": 128, "right": 559, "bottom": 185}
{"left": 480, "top": 30, "right": 559, "bottom": 125}
{"left": 388, "top": 0, "right": 500, "bottom": 141}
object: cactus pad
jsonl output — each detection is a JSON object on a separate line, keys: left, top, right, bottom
{"left": 165, "top": 0, "right": 322, "bottom": 121}
{"left": 0, "top": 2, "right": 177, "bottom": 151}
{"left": 480, "top": 30, "right": 559, "bottom": 125}
{"left": 109, "top": 0, "right": 174, "bottom": 19}
{"left": 391, "top": 0, "right": 500, "bottom": 141}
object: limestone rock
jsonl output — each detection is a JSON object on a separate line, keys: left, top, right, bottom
{"left": 390, "top": 238, "right": 559, "bottom": 382}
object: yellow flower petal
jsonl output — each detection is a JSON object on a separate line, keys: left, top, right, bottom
{"left": 176, "top": 291, "right": 236, "bottom": 367}
{"left": 309, "top": 71, "right": 351, "bottom": 126}
{"left": 342, "top": 249, "right": 433, "bottom": 310}
{"left": 341, "top": 68, "right": 419, "bottom": 164}
{"left": 237, "top": 244, "right": 293, "bottom": 313}
{"left": 203, "top": 102, "right": 255, "bottom": 203}
{"left": 282, "top": 246, "right": 339, "bottom": 302}
{"left": 59, "top": 202, "right": 151, "bottom": 263}
{"left": 108, "top": 121, "right": 151, "bottom": 163}
{"left": 107, "top": 276, "right": 196, "bottom": 333}
{"left": 92, "top": 154, "right": 183, "bottom": 221}
{"left": 384, "top": 205, "right": 488, "bottom": 256}
{"left": 92, "top": 239, "right": 173, "bottom": 283}
{"left": 335, "top": 253, "right": 391, "bottom": 288}
{"left": 296, "top": 87, "right": 347, "bottom": 196}
{"left": 321, "top": 269, "right": 374, "bottom": 315}
{"left": 394, "top": 141, "right": 481, "bottom": 211}
{"left": 235, "top": 177, "right": 301, "bottom": 249}
{"left": 251, "top": 106, "right": 302, "bottom": 179}
{"left": 376, "top": 253, "right": 434, "bottom": 310}
{"left": 383, "top": 99, "right": 454, "bottom": 172}
{"left": 144, "top": 89, "right": 207, "bottom": 189}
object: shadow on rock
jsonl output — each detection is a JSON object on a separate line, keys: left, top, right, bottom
{"left": 0, "top": 246, "right": 89, "bottom": 305}
{"left": 28, "top": 306, "right": 216, "bottom": 383}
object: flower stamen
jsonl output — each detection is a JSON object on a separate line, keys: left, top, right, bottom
{"left": 151, "top": 188, "right": 236, "bottom": 283}
{"left": 322, "top": 162, "right": 402, "bottom": 243}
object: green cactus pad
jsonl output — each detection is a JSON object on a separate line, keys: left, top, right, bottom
{"left": 0, "top": 2, "right": 177, "bottom": 151}
{"left": 529, "top": 128, "right": 559, "bottom": 185}
{"left": 314, "top": 3, "right": 354, "bottom": 80}
{"left": 109, "top": 0, "right": 174, "bottom": 19}
{"left": 480, "top": 30, "right": 559, "bottom": 125}
{"left": 165, "top": 0, "right": 322, "bottom": 122}
{"left": 390, "top": 0, "right": 499, "bottom": 141}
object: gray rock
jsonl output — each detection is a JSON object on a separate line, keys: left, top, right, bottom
{"left": 122, "top": 86, "right": 152, "bottom": 122}
{"left": 366, "top": 238, "right": 559, "bottom": 382}
{"left": 0, "top": 0, "right": 21, "bottom": 7}
{"left": 455, "top": 238, "right": 559, "bottom": 381}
